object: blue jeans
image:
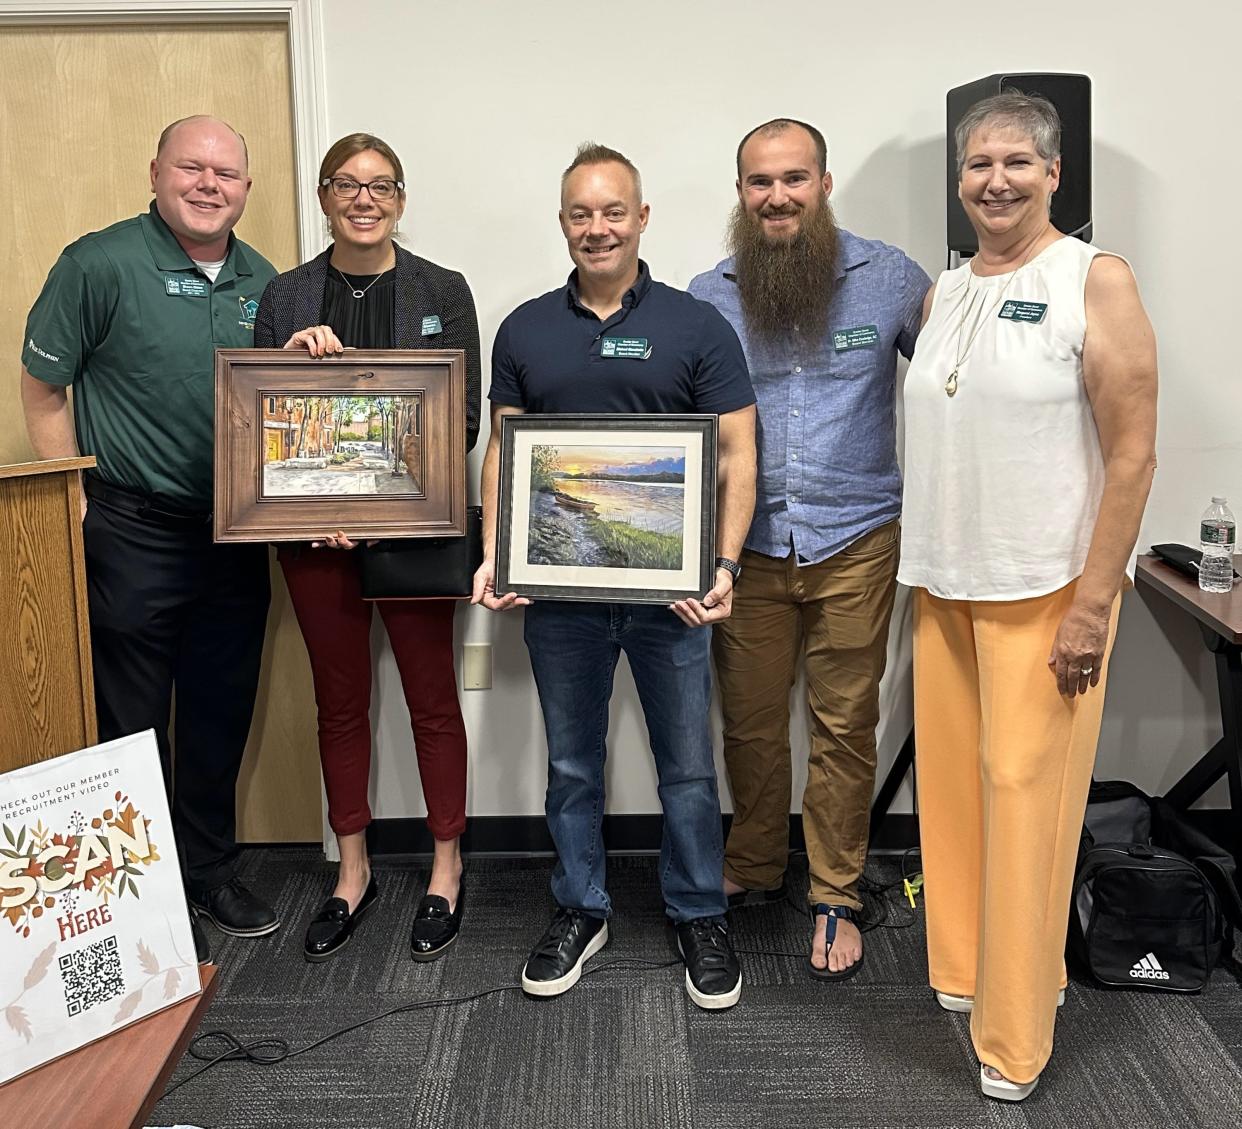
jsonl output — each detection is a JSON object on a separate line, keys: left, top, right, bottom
{"left": 523, "top": 601, "right": 727, "bottom": 922}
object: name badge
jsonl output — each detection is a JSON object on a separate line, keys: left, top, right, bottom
{"left": 831, "top": 324, "right": 879, "bottom": 351}
{"left": 421, "top": 315, "right": 442, "bottom": 336}
{"left": 998, "top": 300, "right": 1048, "bottom": 324}
{"left": 164, "top": 275, "right": 208, "bottom": 298}
{"left": 600, "top": 336, "right": 651, "bottom": 360}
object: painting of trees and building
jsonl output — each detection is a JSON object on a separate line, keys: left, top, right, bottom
{"left": 260, "top": 394, "right": 424, "bottom": 496}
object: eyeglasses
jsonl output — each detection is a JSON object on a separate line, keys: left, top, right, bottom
{"left": 320, "top": 176, "right": 403, "bottom": 201}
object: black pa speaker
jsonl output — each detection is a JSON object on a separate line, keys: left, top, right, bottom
{"left": 946, "top": 72, "right": 1091, "bottom": 255}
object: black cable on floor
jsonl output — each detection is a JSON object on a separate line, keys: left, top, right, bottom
{"left": 160, "top": 956, "right": 682, "bottom": 1100}
{"left": 163, "top": 856, "right": 927, "bottom": 1098}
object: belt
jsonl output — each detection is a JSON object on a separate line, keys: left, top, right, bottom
{"left": 84, "top": 475, "right": 212, "bottom": 529}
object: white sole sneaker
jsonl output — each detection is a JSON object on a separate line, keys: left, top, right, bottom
{"left": 683, "top": 968, "right": 742, "bottom": 1010}
{"left": 936, "top": 988, "right": 1065, "bottom": 1013}
{"left": 676, "top": 934, "right": 742, "bottom": 1010}
{"left": 521, "top": 921, "right": 609, "bottom": 997}
{"left": 980, "top": 1064, "right": 1038, "bottom": 1101}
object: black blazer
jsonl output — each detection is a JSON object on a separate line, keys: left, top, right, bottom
{"left": 254, "top": 244, "right": 482, "bottom": 450}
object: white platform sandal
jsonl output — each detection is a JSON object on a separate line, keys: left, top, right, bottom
{"left": 980, "top": 1064, "right": 1038, "bottom": 1101}
{"left": 935, "top": 987, "right": 1065, "bottom": 1012}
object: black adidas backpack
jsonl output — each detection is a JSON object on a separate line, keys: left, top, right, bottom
{"left": 1067, "top": 781, "right": 1238, "bottom": 993}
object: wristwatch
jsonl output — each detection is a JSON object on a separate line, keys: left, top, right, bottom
{"left": 715, "top": 556, "right": 742, "bottom": 585}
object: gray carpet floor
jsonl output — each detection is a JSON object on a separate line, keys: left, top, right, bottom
{"left": 151, "top": 849, "right": 1242, "bottom": 1129}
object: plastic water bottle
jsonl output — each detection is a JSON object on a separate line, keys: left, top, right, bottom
{"left": 1199, "top": 497, "right": 1236, "bottom": 593}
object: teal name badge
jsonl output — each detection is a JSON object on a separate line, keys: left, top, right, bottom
{"left": 421, "top": 315, "right": 442, "bottom": 336}
{"left": 998, "top": 300, "right": 1048, "bottom": 324}
{"left": 832, "top": 324, "right": 880, "bottom": 351}
{"left": 600, "top": 336, "right": 651, "bottom": 360}
{"left": 165, "top": 275, "right": 209, "bottom": 298}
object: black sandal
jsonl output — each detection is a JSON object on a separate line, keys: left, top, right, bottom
{"left": 808, "top": 903, "right": 864, "bottom": 982}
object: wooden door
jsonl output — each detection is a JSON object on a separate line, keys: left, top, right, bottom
{"left": 0, "top": 22, "right": 322, "bottom": 842}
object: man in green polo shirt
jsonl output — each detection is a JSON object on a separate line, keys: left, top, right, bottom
{"left": 20, "top": 115, "right": 279, "bottom": 963}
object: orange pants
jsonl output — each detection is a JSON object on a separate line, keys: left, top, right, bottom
{"left": 913, "top": 581, "right": 1120, "bottom": 1083}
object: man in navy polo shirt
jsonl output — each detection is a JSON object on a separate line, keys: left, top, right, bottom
{"left": 689, "top": 118, "right": 931, "bottom": 982}
{"left": 473, "top": 142, "right": 756, "bottom": 1010}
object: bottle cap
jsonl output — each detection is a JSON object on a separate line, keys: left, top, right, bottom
{"left": 1212, "top": 496, "right": 1228, "bottom": 504}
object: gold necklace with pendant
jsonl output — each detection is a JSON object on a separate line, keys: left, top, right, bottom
{"left": 946, "top": 233, "right": 1045, "bottom": 398}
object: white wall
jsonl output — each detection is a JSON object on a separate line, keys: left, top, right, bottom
{"left": 317, "top": 0, "right": 1242, "bottom": 825}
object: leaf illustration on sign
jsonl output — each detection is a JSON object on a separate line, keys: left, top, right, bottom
{"left": 5, "top": 1004, "right": 32, "bottom": 1042}
{"left": 24, "top": 943, "right": 56, "bottom": 991}
{"left": 138, "top": 939, "right": 159, "bottom": 976}
{"left": 114, "top": 990, "right": 143, "bottom": 1024}
{"left": 163, "top": 968, "right": 181, "bottom": 1000}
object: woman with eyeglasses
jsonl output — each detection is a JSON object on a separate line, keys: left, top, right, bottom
{"left": 255, "top": 133, "right": 480, "bottom": 963}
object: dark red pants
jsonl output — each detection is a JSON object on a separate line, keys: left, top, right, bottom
{"left": 279, "top": 548, "right": 467, "bottom": 840}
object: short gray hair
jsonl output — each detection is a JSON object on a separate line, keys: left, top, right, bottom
{"left": 954, "top": 90, "right": 1061, "bottom": 177}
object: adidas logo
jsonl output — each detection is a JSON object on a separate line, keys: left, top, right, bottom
{"left": 1129, "top": 952, "right": 1170, "bottom": 981}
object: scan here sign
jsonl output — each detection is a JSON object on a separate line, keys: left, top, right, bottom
{"left": 0, "top": 731, "right": 200, "bottom": 1084}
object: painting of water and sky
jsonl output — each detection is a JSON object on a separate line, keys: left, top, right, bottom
{"left": 525, "top": 444, "right": 686, "bottom": 570}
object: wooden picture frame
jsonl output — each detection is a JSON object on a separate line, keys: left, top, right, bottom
{"left": 495, "top": 414, "right": 717, "bottom": 604}
{"left": 213, "top": 349, "right": 466, "bottom": 542}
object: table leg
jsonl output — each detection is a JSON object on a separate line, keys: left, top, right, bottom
{"left": 1164, "top": 631, "right": 1242, "bottom": 862}
{"left": 1213, "top": 639, "right": 1242, "bottom": 861}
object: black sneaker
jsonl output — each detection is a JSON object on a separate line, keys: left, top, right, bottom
{"left": 521, "top": 908, "right": 608, "bottom": 997}
{"left": 191, "top": 907, "right": 211, "bottom": 965}
{"left": 190, "top": 877, "right": 280, "bottom": 937}
{"left": 676, "top": 916, "right": 741, "bottom": 1010}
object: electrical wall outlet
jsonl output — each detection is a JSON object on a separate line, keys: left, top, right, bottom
{"left": 462, "top": 643, "right": 492, "bottom": 690}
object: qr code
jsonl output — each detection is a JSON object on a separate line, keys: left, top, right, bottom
{"left": 59, "top": 935, "right": 125, "bottom": 1017}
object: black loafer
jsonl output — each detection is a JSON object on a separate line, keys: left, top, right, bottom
{"left": 304, "top": 876, "right": 378, "bottom": 962}
{"left": 410, "top": 877, "right": 464, "bottom": 961}
{"left": 191, "top": 876, "right": 280, "bottom": 937}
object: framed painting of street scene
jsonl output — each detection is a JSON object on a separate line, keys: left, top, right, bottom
{"left": 495, "top": 414, "right": 717, "bottom": 603}
{"left": 214, "top": 350, "right": 466, "bottom": 542}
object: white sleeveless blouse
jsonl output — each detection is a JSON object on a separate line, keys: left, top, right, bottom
{"left": 898, "top": 237, "right": 1115, "bottom": 601}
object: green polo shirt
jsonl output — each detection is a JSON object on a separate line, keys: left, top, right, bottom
{"left": 22, "top": 202, "right": 276, "bottom": 508}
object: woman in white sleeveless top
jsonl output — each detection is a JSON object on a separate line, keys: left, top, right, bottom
{"left": 900, "top": 91, "right": 1157, "bottom": 1101}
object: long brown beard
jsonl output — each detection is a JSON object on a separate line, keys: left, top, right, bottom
{"left": 726, "top": 199, "right": 840, "bottom": 344}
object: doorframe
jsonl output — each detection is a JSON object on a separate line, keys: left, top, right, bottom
{"left": 0, "top": 0, "right": 328, "bottom": 261}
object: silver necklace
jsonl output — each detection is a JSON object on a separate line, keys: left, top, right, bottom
{"left": 945, "top": 234, "right": 1044, "bottom": 398}
{"left": 334, "top": 265, "right": 384, "bottom": 300}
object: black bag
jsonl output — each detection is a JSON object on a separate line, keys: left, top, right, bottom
{"left": 1067, "top": 780, "right": 1237, "bottom": 993}
{"left": 357, "top": 507, "right": 483, "bottom": 600}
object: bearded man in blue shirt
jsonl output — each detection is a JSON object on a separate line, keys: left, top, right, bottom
{"left": 689, "top": 118, "right": 930, "bottom": 981}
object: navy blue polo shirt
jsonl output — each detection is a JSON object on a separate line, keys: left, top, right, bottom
{"left": 489, "top": 261, "right": 754, "bottom": 415}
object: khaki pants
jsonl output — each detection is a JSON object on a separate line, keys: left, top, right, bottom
{"left": 913, "top": 582, "right": 1120, "bottom": 1083}
{"left": 713, "top": 520, "right": 900, "bottom": 908}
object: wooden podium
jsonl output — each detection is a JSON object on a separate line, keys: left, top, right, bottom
{"left": 0, "top": 456, "right": 97, "bottom": 774}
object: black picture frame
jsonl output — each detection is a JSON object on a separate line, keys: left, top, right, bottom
{"left": 495, "top": 414, "right": 717, "bottom": 603}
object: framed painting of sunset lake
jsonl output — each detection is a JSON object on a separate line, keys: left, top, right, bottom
{"left": 495, "top": 415, "right": 717, "bottom": 603}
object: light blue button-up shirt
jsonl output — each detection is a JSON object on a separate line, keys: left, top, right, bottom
{"left": 689, "top": 229, "right": 930, "bottom": 565}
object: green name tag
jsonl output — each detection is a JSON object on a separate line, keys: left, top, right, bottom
{"left": 831, "top": 324, "right": 879, "bottom": 351}
{"left": 600, "top": 336, "right": 651, "bottom": 360}
{"left": 164, "top": 275, "right": 208, "bottom": 298}
{"left": 998, "top": 300, "right": 1048, "bottom": 324}
{"left": 421, "top": 315, "right": 442, "bottom": 336}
